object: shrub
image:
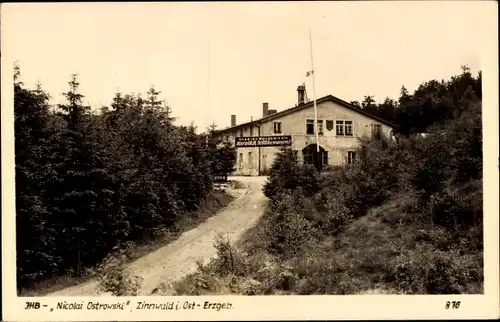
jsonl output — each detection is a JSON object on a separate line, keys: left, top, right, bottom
{"left": 209, "top": 233, "right": 250, "bottom": 277}
{"left": 295, "top": 164, "right": 322, "bottom": 196}
{"left": 263, "top": 147, "right": 300, "bottom": 200}
{"left": 321, "top": 192, "right": 354, "bottom": 234}
{"left": 94, "top": 246, "right": 143, "bottom": 296}
{"left": 263, "top": 194, "right": 318, "bottom": 258}
{"left": 385, "top": 243, "right": 482, "bottom": 294}
{"left": 291, "top": 251, "right": 356, "bottom": 295}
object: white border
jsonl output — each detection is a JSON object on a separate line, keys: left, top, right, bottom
{"left": 2, "top": 2, "right": 499, "bottom": 321}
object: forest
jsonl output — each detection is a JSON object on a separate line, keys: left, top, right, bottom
{"left": 351, "top": 65, "right": 482, "bottom": 136}
{"left": 14, "top": 63, "right": 236, "bottom": 290}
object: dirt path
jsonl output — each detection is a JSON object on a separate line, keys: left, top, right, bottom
{"left": 45, "top": 176, "right": 268, "bottom": 297}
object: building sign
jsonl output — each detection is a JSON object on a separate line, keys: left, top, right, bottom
{"left": 235, "top": 135, "right": 292, "bottom": 147}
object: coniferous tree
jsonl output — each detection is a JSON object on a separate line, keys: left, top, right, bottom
{"left": 15, "top": 64, "right": 60, "bottom": 285}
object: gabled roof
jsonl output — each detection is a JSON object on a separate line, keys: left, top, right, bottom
{"left": 215, "top": 94, "right": 397, "bottom": 134}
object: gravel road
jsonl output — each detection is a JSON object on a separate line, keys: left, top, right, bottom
{"left": 46, "top": 176, "right": 268, "bottom": 297}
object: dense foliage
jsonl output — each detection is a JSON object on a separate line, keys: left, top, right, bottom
{"left": 258, "top": 66, "right": 483, "bottom": 294}
{"left": 14, "top": 64, "right": 236, "bottom": 288}
{"left": 350, "top": 65, "right": 481, "bottom": 135}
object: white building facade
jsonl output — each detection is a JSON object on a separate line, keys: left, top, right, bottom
{"left": 215, "top": 87, "right": 395, "bottom": 176}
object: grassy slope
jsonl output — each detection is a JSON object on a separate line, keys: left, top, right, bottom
{"left": 173, "top": 192, "right": 482, "bottom": 295}
{"left": 18, "top": 188, "right": 235, "bottom": 296}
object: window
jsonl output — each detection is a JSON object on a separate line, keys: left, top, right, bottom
{"left": 306, "top": 119, "right": 323, "bottom": 135}
{"left": 250, "top": 126, "right": 254, "bottom": 136}
{"left": 306, "top": 119, "right": 314, "bottom": 135}
{"left": 372, "top": 124, "right": 382, "bottom": 136}
{"left": 239, "top": 129, "right": 243, "bottom": 137}
{"left": 273, "top": 122, "right": 282, "bottom": 134}
{"left": 238, "top": 153, "right": 243, "bottom": 169}
{"left": 347, "top": 151, "right": 356, "bottom": 165}
{"left": 336, "top": 121, "right": 344, "bottom": 135}
{"left": 345, "top": 121, "right": 353, "bottom": 136}
{"left": 323, "top": 151, "right": 329, "bottom": 165}
{"left": 248, "top": 152, "right": 253, "bottom": 169}
{"left": 336, "top": 120, "right": 354, "bottom": 136}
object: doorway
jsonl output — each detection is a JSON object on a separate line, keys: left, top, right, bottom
{"left": 302, "top": 144, "right": 327, "bottom": 171}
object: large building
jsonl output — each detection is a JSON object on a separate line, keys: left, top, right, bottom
{"left": 215, "top": 85, "right": 396, "bottom": 176}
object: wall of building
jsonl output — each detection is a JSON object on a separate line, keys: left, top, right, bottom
{"left": 258, "top": 100, "right": 393, "bottom": 166}
{"left": 220, "top": 99, "right": 393, "bottom": 175}
{"left": 223, "top": 124, "right": 262, "bottom": 176}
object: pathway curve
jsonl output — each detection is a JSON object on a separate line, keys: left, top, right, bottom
{"left": 46, "top": 176, "right": 268, "bottom": 296}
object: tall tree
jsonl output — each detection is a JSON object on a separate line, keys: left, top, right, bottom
{"left": 53, "top": 74, "right": 96, "bottom": 276}
{"left": 14, "top": 64, "right": 60, "bottom": 285}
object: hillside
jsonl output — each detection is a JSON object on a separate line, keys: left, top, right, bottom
{"left": 165, "top": 67, "right": 483, "bottom": 296}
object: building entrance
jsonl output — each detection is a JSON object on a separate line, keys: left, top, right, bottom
{"left": 302, "top": 144, "right": 328, "bottom": 171}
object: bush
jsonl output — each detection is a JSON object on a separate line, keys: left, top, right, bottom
{"left": 385, "top": 243, "right": 482, "bottom": 294}
{"left": 321, "top": 192, "right": 354, "bottom": 234}
{"left": 209, "top": 233, "right": 250, "bottom": 277}
{"left": 263, "top": 147, "right": 321, "bottom": 201}
{"left": 94, "top": 246, "right": 143, "bottom": 296}
{"left": 263, "top": 148, "right": 300, "bottom": 200}
{"left": 263, "top": 193, "right": 318, "bottom": 258}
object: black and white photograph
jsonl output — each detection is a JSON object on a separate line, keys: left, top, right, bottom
{"left": 2, "top": 1, "right": 498, "bottom": 320}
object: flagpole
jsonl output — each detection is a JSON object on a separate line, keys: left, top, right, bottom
{"left": 309, "top": 28, "right": 319, "bottom": 154}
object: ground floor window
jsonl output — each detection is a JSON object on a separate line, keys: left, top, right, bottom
{"left": 238, "top": 153, "right": 243, "bottom": 169}
{"left": 248, "top": 151, "right": 253, "bottom": 169}
{"left": 347, "top": 151, "right": 356, "bottom": 164}
{"left": 372, "top": 124, "right": 382, "bottom": 137}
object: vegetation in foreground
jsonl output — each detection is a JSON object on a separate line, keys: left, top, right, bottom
{"left": 168, "top": 67, "right": 483, "bottom": 295}
{"left": 15, "top": 63, "right": 236, "bottom": 295}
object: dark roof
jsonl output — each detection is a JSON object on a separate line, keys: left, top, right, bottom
{"left": 215, "top": 94, "right": 397, "bottom": 134}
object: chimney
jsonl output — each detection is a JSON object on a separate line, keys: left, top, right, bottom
{"left": 231, "top": 114, "right": 236, "bottom": 127}
{"left": 268, "top": 109, "right": 277, "bottom": 115}
{"left": 297, "top": 84, "right": 307, "bottom": 105}
{"left": 262, "top": 102, "right": 269, "bottom": 117}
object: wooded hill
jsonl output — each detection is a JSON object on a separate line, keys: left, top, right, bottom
{"left": 14, "top": 64, "right": 236, "bottom": 288}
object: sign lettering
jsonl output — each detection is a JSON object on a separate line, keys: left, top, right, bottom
{"left": 235, "top": 135, "right": 292, "bottom": 147}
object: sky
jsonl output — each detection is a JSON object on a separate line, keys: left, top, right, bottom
{"left": 2, "top": 1, "right": 495, "bottom": 132}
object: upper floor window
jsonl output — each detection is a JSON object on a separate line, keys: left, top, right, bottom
{"left": 306, "top": 119, "right": 314, "bottom": 135}
{"left": 336, "top": 121, "right": 344, "bottom": 136}
{"left": 336, "top": 120, "right": 354, "bottom": 136}
{"left": 273, "top": 122, "right": 282, "bottom": 134}
{"left": 250, "top": 126, "right": 254, "bottom": 136}
{"left": 345, "top": 121, "right": 353, "bottom": 136}
{"left": 306, "top": 119, "right": 323, "bottom": 135}
{"left": 239, "top": 129, "right": 244, "bottom": 137}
